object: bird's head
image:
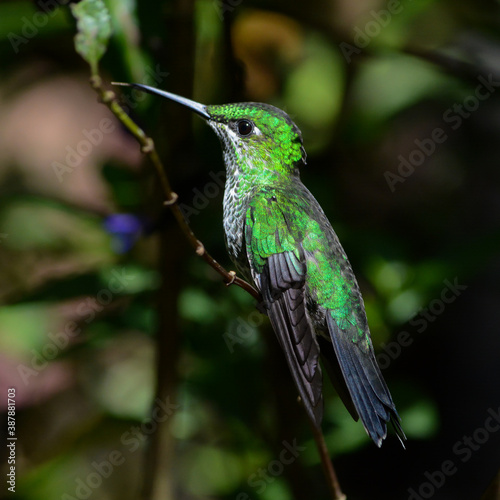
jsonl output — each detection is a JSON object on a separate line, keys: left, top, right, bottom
{"left": 113, "top": 83, "right": 306, "bottom": 179}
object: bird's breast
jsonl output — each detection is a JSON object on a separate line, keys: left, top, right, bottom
{"left": 222, "top": 174, "right": 251, "bottom": 278}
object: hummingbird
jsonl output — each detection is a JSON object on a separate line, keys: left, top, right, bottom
{"left": 115, "top": 82, "right": 406, "bottom": 447}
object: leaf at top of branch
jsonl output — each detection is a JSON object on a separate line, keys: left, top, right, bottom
{"left": 70, "top": 0, "right": 112, "bottom": 75}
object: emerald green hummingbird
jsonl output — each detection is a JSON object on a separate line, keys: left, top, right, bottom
{"left": 115, "top": 83, "right": 405, "bottom": 447}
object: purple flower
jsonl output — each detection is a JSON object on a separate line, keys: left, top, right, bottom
{"left": 103, "top": 214, "right": 145, "bottom": 253}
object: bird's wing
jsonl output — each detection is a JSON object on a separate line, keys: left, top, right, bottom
{"left": 245, "top": 187, "right": 323, "bottom": 427}
{"left": 284, "top": 180, "right": 406, "bottom": 446}
{"left": 294, "top": 186, "right": 406, "bottom": 446}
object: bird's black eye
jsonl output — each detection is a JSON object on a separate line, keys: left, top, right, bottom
{"left": 236, "top": 119, "right": 253, "bottom": 137}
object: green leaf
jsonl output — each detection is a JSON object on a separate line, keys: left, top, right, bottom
{"left": 70, "top": 0, "right": 112, "bottom": 75}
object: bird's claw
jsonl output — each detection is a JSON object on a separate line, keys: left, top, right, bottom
{"left": 225, "top": 271, "right": 237, "bottom": 286}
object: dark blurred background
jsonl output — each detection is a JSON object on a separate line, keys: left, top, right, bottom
{"left": 0, "top": 0, "right": 499, "bottom": 499}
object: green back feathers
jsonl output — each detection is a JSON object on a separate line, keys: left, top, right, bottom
{"left": 245, "top": 186, "right": 365, "bottom": 342}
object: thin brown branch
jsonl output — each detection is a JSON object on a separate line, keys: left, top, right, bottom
{"left": 309, "top": 419, "right": 346, "bottom": 500}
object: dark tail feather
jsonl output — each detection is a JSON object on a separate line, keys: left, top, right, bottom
{"left": 317, "top": 336, "right": 359, "bottom": 422}
{"left": 326, "top": 314, "right": 406, "bottom": 447}
{"left": 391, "top": 414, "right": 407, "bottom": 449}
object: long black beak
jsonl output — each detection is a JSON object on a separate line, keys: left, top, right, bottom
{"left": 112, "top": 82, "right": 210, "bottom": 120}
